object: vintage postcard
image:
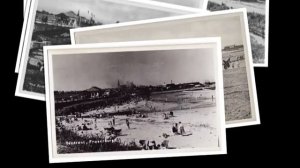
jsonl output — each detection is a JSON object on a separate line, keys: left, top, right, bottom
{"left": 17, "top": 0, "right": 204, "bottom": 72}
{"left": 24, "top": 0, "right": 208, "bottom": 11}
{"left": 70, "top": 9, "right": 260, "bottom": 128}
{"left": 16, "top": 0, "right": 204, "bottom": 101}
{"left": 207, "top": 0, "right": 269, "bottom": 67}
{"left": 44, "top": 38, "right": 226, "bottom": 163}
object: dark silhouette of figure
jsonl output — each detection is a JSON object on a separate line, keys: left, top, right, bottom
{"left": 126, "top": 119, "right": 130, "bottom": 129}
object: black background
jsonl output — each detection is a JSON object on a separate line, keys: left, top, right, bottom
{"left": 2, "top": 0, "right": 291, "bottom": 166}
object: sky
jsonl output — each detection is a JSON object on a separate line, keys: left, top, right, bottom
{"left": 37, "top": 0, "right": 178, "bottom": 24}
{"left": 76, "top": 14, "right": 244, "bottom": 48}
{"left": 141, "top": 0, "right": 202, "bottom": 7}
{"left": 52, "top": 48, "right": 216, "bottom": 91}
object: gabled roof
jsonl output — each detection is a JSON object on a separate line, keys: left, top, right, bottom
{"left": 63, "top": 11, "right": 78, "bottom": 18}
{"left": 85, "top": 87, "right": 102, "bottom": 92}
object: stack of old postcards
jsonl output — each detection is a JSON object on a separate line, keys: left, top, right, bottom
{"left": 16, "top": 0, "right": 269, "bottom": 163}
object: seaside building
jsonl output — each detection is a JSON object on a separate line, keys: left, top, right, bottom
{"left": 35, "top": 10, "right": 97, "bottom": 28}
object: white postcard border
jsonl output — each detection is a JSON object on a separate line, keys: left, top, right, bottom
{"left": 69, "top": 9, "right": 260, "bottom": 128}
{"left": 16, "top": 0, "right": 206, "bottom": 100}
{"left": 44, "top": 38, "right": 226, "bottom": 163}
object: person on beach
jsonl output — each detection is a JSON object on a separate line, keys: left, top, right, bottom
{"left": 108, "top": 121, "right": 113, "bottom": 128}
{"left": 112, "top": 116, "right": 116, "bottom": 126}
{"left": 170, "top": 111, "right": 174, "bottom": 117}
{"left": 178, "top": 122, "right": 186, "bottom": 135}
{"left": 82, "top": 124, "right": 89, "bottom": 131}
{"left": 126, "top": 119, "right": 130, "bottom": 129}
{"left": 148, "top": 141, "right": 156, "bottom": 150}
{"left": 172, "top": 123, "right": 179, "bottom": 135}
{"left": 77, "top": 125, "right": 82, "bottom": 131}
{"left": 155, "top": 144, "right": 161, "bottom": 150}
{"left": 163, "top": 113, "right": 169, "bottom": 120}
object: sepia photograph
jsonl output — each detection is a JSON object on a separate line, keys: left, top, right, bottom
{"left": 16, "top": 0, "right": 202, "bottom": 101}
{"left": 207, "top": 0, "right": 269, "bottom": 67}
{"left": 44, "top": 38, "right": 226, "bottom": 163}
{"left": 70, "top": 9, "right": 260, "bottom": 128}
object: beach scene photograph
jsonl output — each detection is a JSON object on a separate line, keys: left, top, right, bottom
{"left": 208, "top": 0, "right": 268, "bottom": 65}
{"left": 50, "top": 48, "right": 222, "bottom": 154}
{"left": 21, "top": 0, "right": 181, "bottom": 95}
{"left": 72, "top": 12, "right": 257, "bottom": 124}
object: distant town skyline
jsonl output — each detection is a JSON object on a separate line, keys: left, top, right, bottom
{"left": 52, "top": 49, "right": 217, "bottom": 91}
{"left": 37, "top": 0, "right": 177, "bottom": 25}
{"left": 54, "top": 80, "right": 211, "bottom": 92}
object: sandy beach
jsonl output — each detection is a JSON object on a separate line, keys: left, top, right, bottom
{"left": 209, "top": 0, "right": 266, "bottom": 14}
{"left": 57, "top": 90, "right": 219, "bottom": 150}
